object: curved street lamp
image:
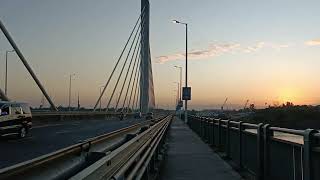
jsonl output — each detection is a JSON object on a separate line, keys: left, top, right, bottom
{"left": 172, "top": 19, "right": 188, "bottom": 123}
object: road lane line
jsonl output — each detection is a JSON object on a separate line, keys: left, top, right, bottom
{"left": 33, "top": 124, "right": 64, "bottom": 129}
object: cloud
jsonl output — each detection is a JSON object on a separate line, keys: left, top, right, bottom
{"left": 155, "top": 41, "right": 291, "bottom": 63}
{"left": 156, "top": 43, "right": 240, "bottom": 64}
{"left": 243, "top": 42, "right": 265, "bottom": 53}
{"left": 305, "top": 39, "right": 320, "bottom": 46}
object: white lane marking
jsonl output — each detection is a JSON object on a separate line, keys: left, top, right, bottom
{"left": 33, "top": 124, "right": 64, "bottom": 129}
{"left": 55, "top": 130, "right": 73, "bottom": 134}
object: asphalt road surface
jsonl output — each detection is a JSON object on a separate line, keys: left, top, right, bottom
{"left": 0, "top": 117, "right": 145, "bottom": 169}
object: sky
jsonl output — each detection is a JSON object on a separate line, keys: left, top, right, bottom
{"left": 1, "top": 0, "right": 320, "bottom": 110}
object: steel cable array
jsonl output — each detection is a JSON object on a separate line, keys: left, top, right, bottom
{"left": 93, "top": 6, "right": 146, "bottom": 113}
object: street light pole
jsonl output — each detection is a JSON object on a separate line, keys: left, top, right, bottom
{"left": 174, "top": 82, "right": 180, "bottom": 103}
{"left": 173, "top": 20, "right": 188, "bottom": 123}
{"left": 174, "top": 66, "right": 182, "bottom": 101}
{"left": 185, "top": 23, "right": 188, "bottom": 124}
{"left": 5, "top": 50, "right": 14, "bottom": 95}
{"left": 68, "top": 74, "right": 75, "bottom": 111}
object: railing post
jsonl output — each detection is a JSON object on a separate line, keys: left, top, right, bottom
{"left": 204, "top": 118, "right": 207, "bottom": 140}
{"left": 263, "top": 124, "right": 272, "bottom": 179}
{"left": 192, "top": 116, "right": 195, "bottom": 130}
{"left": 196, "top": 117, "right": 199, "bottom": 134}
{"left": 206, "top": 118, "right": 209, "bottom": 142}
{"left": 212, "top": 119, "right": 215, "bottom": 146}
{"left": 200, "top": 117, "right": 203, "bottom": 137}
{"left": 194, "top": 117, "right": 196, "bottom": 131}
{"left": 303, "top": 129, "right": 318, "bottom": 180}
{"left": 209, "top": 119, "right": 213, "bottom": 145}
{"left": 218, "top": 119, "right": 222, "bottom": 150}
{"left": 203, "top": 118, "right": 206, "bottom": 139}
{"left": 226, "top": 120, "right": 231, "bottom": 158}
{"left": 204, "top": 118, "right": 208, "bottom": 141}
{"left": 239, "top": 121, "right": 243, "bottom": 169}
{"left": 257, "top": 123, "right": 264, "bottom": 180}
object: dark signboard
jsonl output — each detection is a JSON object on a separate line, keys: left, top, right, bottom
{"left": 182, "top": 87, "right": 191, "bottom": 100}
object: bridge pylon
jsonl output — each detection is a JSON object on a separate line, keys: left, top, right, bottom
{"left": 140, "top": 0, "right": 155, "bottom": 113}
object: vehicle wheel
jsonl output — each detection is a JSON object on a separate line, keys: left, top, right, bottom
{"left": 19, "top": 127, "right": 27, "bottom": 138}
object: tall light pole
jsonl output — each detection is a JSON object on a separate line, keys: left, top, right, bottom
{"left": 174, "top": 66, "right": 182, "bottom": 101}
{"left": 68, "top": 74, "right": 76, "bottom": 111}
{"left": 173, "top": 20, "right": 188, "bottom": 123}
{"left": 5, "top": 50, "right": 15, "bottom": 95}
{"left": 174, "top": 82, "right": 180, "bottom": 103}
{"left": 173, "top": 90, "right": 178, "bottom": 107}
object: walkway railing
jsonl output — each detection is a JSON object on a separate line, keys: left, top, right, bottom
{"left": 188, "top": 115, "right": 320, "bottom": 180}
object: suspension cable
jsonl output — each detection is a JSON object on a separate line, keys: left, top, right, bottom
{"left": 132, "top": 66, "right": 141, "bottom": 112}
{"left": 121, "top": 44, "right": 141, "bottom": 112}
{"left": 93, "top": 6, "right": 147, "bottom": 111}
{"left": 105, "top": 16, "right": 143, "bottom": 111}
{"left": 114, "top": 33, "right": 141, "bottom": 111}
{"left": 126, "top": 53, "right": 141, "bottom": 114}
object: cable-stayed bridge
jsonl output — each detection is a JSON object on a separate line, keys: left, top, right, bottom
{"left": 0, "top": 0, "right": 155, "bottom": 114}
{"left": 0, "top": 1, "right": 320, "bottom": 180}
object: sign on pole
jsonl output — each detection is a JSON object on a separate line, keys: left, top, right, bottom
{"left": 182, "top": 87, "right": 191, "bottom": 100}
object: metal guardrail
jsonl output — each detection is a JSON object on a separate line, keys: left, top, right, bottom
{"left": 188, "top": 115, "right": 320, "bottom": 180}
{"left": 31, "top": 111, "right": 131, "bottom": 116}
{"left": 0, "top": 116, "right": 168, "bottom": 180}
{"left": 70, "top": 115, "right": 172, "bottom": 180}
{"left": 31, "top": 111, "right": 135, "bottom": 123}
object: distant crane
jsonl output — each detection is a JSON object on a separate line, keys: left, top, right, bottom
{"left": 221, "top": 98, "right": 228, "bottom": 111}
{"left": 243, "top": 99, "right": 249, "bottom": 110}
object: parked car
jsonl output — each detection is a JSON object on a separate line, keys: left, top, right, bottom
{"left": 145, "top": 112, "right": 154, "bottom": 120}
{"left": 0, "top": 101, "right": 32, "bottom": 138}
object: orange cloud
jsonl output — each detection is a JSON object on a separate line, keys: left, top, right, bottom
{"left": 305, "top": 39, "right": 320, "bottom": 46}
{"left": 155, "top": 43, "right": 240, "bottom": 64}
{"left": 156, "top": 42, "right": 291, "bottom": 63}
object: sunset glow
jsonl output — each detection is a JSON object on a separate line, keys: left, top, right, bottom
{"left": 277, "top": 87, "right": 301, "bottom": 104}
{"left": 1, "top": 0, "right": 320, "bottom": 110}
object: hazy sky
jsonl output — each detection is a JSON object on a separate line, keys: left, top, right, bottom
{"left": 1, "top": 0, "right": 320, "bottom": 110}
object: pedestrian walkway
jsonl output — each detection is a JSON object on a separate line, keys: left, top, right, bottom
{"left": 161, "top": 117, "right": 242, "bottom": 180}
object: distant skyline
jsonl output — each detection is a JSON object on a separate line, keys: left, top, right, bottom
{"left": 1, "top": 0, "right": 320, "bottom": 110}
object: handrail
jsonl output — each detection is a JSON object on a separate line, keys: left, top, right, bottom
{"left": 69, "top": 115, "right": 172, "bottom": 180}
{"left": 188, "top": 114, "right": 320, "bottom": 180}
{"left": 270, "top": 126, "right": 305, "bottom": 136}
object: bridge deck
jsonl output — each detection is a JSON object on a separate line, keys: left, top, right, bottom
{"left": 161, "top": 117, "right": 242, "bottom": 180}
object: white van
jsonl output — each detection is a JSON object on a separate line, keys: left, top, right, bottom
{"left": 0, "top": 101, "right": 32, "bottom": 138}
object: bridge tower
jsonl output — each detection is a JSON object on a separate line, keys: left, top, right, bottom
{"left": 140, "top": 0, "right": 155, "bottom": 113}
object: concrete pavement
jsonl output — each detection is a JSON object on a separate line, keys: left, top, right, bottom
{"left": 161, "top": 118, "right": 242, "bottom": 180}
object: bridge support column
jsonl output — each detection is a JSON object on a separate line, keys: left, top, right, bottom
{"left": 140, "top": 0, "right": 155, "bottom": 113}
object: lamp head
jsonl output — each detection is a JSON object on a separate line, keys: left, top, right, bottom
{"left": 172, "top": 20, "right": 180, "bottom": 24}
